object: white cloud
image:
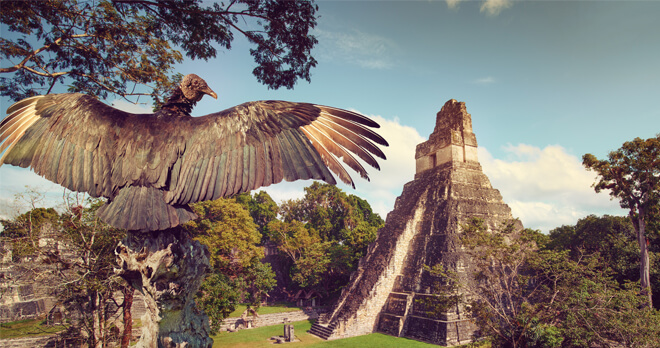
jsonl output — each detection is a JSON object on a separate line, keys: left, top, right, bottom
{"left": 352, "top": 137, "right": 625, "bottom": 231}
{"left": 314, "top": 29, "right": 397, "bottom": 70}
{"left": 0, "top": 195, "right": 17, "bottom": 221}
{"left": 445, "top": 0, "right": 513, "bottom": 16}
{"left": 479, "top": 144, "right": 625, "bottom": 232}
{"left": 480, "top": 0, "right": 513, "bottom": 16}
{"left": 446, "top": 0, "right": 463, "bottom": 10}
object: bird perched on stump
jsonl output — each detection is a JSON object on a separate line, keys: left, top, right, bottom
{"left": 0, "top": 74, "right": 388, "bottom": 232}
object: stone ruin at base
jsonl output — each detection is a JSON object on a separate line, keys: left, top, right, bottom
{"left": 309, "top": 99, "right": 521, "bottom": 346}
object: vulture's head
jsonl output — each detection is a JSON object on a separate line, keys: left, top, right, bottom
{"left": 180, "top": 74, "right": 217, "bottom": 102}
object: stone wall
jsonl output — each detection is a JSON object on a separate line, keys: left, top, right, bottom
{"left": 0, "top": 223, "right": 70, "bottom": 323}
{"left": 219, "top": 308, "right": 320, "bottom": 331}
{"left": 0, "top": 335, "right": 58, "bottom": 348}
{"left": 0, "top": 297, "right": 51, "bottom": 323}
{"left": 0, "top": 259, "right": 56, "bottom": 323}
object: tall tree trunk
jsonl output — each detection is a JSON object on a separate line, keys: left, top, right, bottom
{"left": 91, "top": 291, "right": 103, "bottom": 348}
{"left": 635, "top": 210, "right": 653, "bottom": 308}
{"left": 121, "top": 286, "right": 134, "bottom": 348}
{"left": 115, "top": 227, "right": 213, "bottom": 348}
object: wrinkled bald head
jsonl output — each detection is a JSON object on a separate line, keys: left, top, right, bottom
{"left": 180, "top": 74, "right": 217, "bottom": 102}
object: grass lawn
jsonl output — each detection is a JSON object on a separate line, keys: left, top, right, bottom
{"left": 0, "top": 317, "right": 66, "bottom": 339}
{"left": 212, "top": 319, "right": 485, "bottom": 348}
{"left": 227, "top": 302, "right": 304, "bottom": 318}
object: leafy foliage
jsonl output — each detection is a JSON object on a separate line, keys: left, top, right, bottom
{"left": 267, "top": 182, "right": 384, "bottom": 295}
{"left": 456, "top": 217, "right": 660, "bottom": 348}
{"left": 186, "top": 197, "right": 276, "bottom": 334}
{"left": 195, "top": 272, "right": 242, "bottom": 333}
{"left": 282, "top": 182, "right": 383, "bottom": 252}
{"left": 460, "top": 218, "right": 548, "bottom": 347}
{"left": 267, "top": 219, "right": 330, "bottom": 289}
{"left": 548, "top": 215, "right": 660, "bottom": 308}
{"left": 583, "top": 135, "right": 660, "bottom": 214}
{"left": 1, "top": 0, "right": 319, "bottom": 102}
{"left": 233, "top": 184, "right": 384, "bottom": 297}
{"left": 188, "top": 198, "right": 264, "bottom": 273}
{"left": 235, "top": 191, "right": 279, "bottom": 238}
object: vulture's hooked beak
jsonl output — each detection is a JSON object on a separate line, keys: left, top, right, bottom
{"left": 204, "top": 87, "right": 218, "bottom": 100}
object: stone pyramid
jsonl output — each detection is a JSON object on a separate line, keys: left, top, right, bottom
{"left": 309, "top": 99, "right": 520, "bottom": 346}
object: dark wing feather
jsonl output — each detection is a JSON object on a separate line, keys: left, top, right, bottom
{"left": 164, "top": 100, "right": 388, "bottom": 205}
{"left": 0, "top": 94, "right": 178, "bottom": 200}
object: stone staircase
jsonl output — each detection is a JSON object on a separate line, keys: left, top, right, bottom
{"left": 377, "top": 292, "right": 414, "bottom": 337}
{"left": 308, "top": 321, "right": 337, "bottom": 340}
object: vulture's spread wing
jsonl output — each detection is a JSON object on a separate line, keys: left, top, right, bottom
{"left": 1, "top": 95, "right": 388, "bottom": 231}
{"left": 163, "top": 100, "right": 388, "bottom": 205}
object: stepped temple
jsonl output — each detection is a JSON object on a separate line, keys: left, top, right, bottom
{"left": 309, "top": 99, "right": 520, "bottom": 346}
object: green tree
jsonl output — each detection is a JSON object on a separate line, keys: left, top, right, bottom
{"left": 415, "top": 264, "right": 462, "bottom": 318}
{"left": 57, "top": 197, "right": 128, "bottom": 348}
{"left": 547, "top": 214, "right": 660, "bottom": 308}
{"left": 273, "top": 182, "right": 383, "bottom": 295}
{"left": 266, "top": 219, "right": 330, "bottom": 289}
{"left": 583, "top": 134, "right": 660, "bottom": 307}
{"left": 557, "top": 278, "right": 660, "bottom": 348}
{"left": 1, "top": 0, "right": 319, "bottom": 102}
{"left": 185, "top": 197, "right": 276, "bottom": 334}
{"left": 459, "top": 217, "right": 660, "bottom": 348}
{"left": 188, "top": 198, "right": 264, "bottom": 273}
{"left": 460, "top": 218, "right": 549, "bottom": 348}
{"left": 195, "top": 272, "right": 242, "bottom": 331}
{"left": 548, "top": 215, "right": 640, "bottom": 284}
{"left": 283, "top": 182, "right": 383, "bottom": 258}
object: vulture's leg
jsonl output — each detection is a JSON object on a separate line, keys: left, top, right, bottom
{"left": 115, "top": 227, "right": 212, "bottom": 348}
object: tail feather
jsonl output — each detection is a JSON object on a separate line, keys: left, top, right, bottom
{"left": 97, "top": 186, "right": 197, "bottom": 231}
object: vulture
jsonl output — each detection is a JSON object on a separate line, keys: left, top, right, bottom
{"left": 0, "top": 74, "right": 388, "bottom": 232}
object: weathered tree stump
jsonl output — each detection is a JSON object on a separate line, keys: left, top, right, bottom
{"left": 115, "top": 227, "right": 212, "bottom": 348}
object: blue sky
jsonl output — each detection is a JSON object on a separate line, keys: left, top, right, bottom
{"left": 2, "top": 0, "right": 659, "bottom": 232}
